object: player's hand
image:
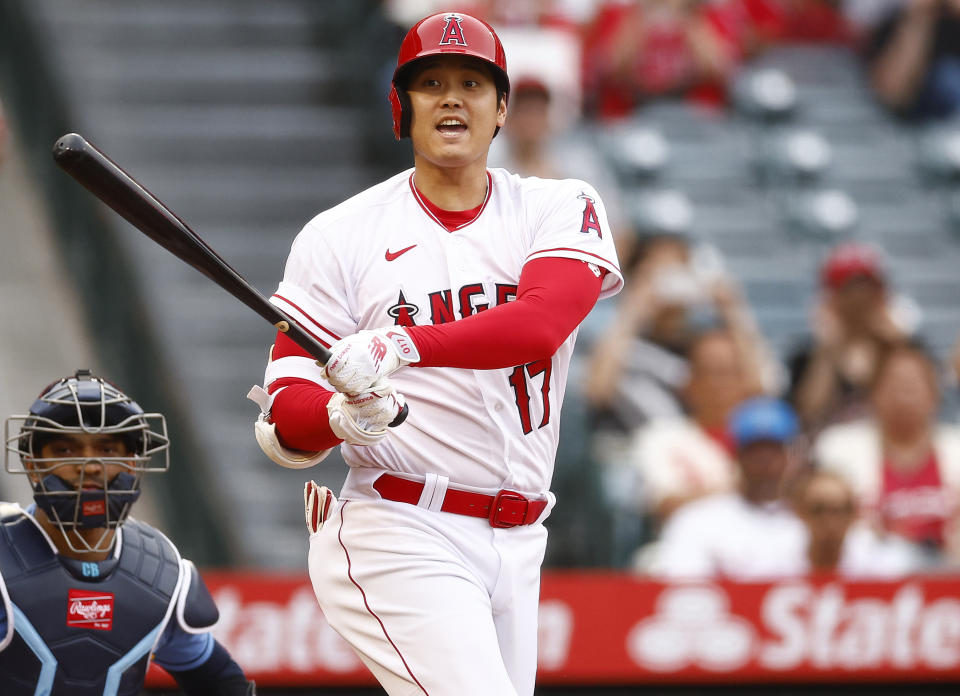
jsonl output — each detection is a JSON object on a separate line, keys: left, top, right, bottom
{"left": 323, "top": 327, "right": 420, "bottom": 395}
{"left": 304, "top": 480, "right": 337, "bottom": 534}
{"left": 327, "top": 381, "right": 407, "bottom": 446}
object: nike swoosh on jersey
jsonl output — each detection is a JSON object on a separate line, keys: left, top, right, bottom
{"left": 385, "top": 244, "right": 417, "bottom": 261}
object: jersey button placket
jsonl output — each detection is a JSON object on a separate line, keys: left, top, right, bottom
{"left": 450, "top": 235, "right": 469, "bottom": 273}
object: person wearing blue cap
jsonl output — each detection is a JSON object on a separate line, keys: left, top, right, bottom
{"left": 640, "top": 397, "right": 809, "bottom": 579}
{"left": 729, "top": 397, "right": 801, "bottom": 506}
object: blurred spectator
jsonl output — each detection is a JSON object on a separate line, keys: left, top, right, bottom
{"left": 628, "top": 328, "right": 756, "bottom": 524}
{"left": 471, "top": 0, "right": 595, "bottom": 28}
{"left": 954, "top": 335, "right": 960, "bottom": 385}
{"left": 488, "top": 77, "right": 630, "bottom": 255}
{"left": 948, "top": 335, "right": 960, "bottom": 418}
{"left": 844, "top": 0, "right": 905, "bottom": 33}
{"left": 495, "top": 78, "right": 556, "bottom": 175}
{"left": 861, "top": 0, "right": 960, "bottom": 121}
{"left": 586, "top": 233, "right": 773, "bottom": 436}
{"left": 584, "top": 234, "right": 770, "bottom": 564}
{"left": 500, "top": 80, "right": 566, "bottom": 172}
{"left": 708, "top": 0, "right": 785, "bottom": 59}
{"left": 586, "top": 234, "right": 699, "bottom": 436}
{"left": 793, "top": 469, "right": 928, "bottom": 577}
{"left": 699, "top": 0, "right": 851, "bottom": 60}
{"left": 382, "top": 0, "right": 596, "bottom": 29}
{"left": 813, "top": 342, "right": 960, "bottom": 561}
{"left": 382, "top": 1, "right": 478, "bottom": 27}
{"left": 787, "top": 242, "right": 912, "bottom": 429}
{"left": 584, "top": 0, "right": 738, "bottom": 118}
{"left": 774, "top": 0, "right": 851, "bottom": 42}
{"left": 639, "top": 397, "right": 807, "bottom": 579}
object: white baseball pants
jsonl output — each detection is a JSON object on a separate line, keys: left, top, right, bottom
{"left": 308, "top": 497, "right": 548, "bottom": 696}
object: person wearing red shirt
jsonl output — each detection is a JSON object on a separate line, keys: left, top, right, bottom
{"left": 814, "top": 342, "right": 960, "bottom": 560}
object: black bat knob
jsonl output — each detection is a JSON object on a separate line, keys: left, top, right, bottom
{"left": 389, "top": 403, "right": 410, "bottom": 428}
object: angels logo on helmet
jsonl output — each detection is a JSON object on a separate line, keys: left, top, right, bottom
{"left": 438, "top": 13, "right": 468, "bottom": 47}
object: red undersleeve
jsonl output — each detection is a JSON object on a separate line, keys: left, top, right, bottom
{"left": 265, "top": 256, "right": 602, "bottom": 451}
{"left": 267, "top": 375, "right": 342, "bottom": 452}
{"left": 267, "top": 331, "right": 342, "bottom": 451}
{"left": 406, "top": 256, "right": 603, "bottom": 369}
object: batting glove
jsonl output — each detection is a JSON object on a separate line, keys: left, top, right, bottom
{"left": 304, "top": 480, "right": 337, "bottom": 534}
{"left": 323, "top": 327, "right": 420, "bottom": 395}
{"left": 327, "top": 381, "right": 406, "bottom": 446}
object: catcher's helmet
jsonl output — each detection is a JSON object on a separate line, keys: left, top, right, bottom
{"left": 389, "top": 12, "right": 510, "bottom": 140}
{"left": 4, "top": 369, "right": 169, "bottom": 552}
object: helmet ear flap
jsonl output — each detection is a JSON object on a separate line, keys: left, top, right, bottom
{"left": 390, "top": 84, "right": 412, "bottom": 140}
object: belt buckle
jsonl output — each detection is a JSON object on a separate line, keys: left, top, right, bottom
{"left": 489, "top": 490, "right": 529, "bottom": 528}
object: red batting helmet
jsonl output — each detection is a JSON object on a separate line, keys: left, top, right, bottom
{"left": 389, "top": 12, "right": 510, "bottom": 140}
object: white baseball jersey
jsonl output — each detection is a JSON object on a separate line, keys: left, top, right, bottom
{"left": 266, "top": 167, "right": 622, "bottom": 495}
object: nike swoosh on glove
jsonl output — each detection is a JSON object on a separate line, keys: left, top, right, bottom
{"left": 323, "top": 327, "right": 420, "bottom": 395}
{"left": 304, "top": 480, "right": 337, "bottom": 534}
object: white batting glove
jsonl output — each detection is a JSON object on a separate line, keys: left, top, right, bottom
{"left": 304, "top": 480, "right": 337, "bottom": 534}
{"left": 323, "top": 327, "right": 420, "bottom": 395}
{"left": 327, "top": 382, "right": 406, "bottom": 446}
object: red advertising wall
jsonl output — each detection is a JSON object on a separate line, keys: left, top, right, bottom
{"left": 146, "top": 571, "right": 960, "bottom": 688}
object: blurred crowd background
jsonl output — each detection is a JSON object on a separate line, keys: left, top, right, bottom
{"left": 3, "top": 0, "right": 960, "bottom": 583}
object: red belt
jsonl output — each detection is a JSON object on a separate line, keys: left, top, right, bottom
{"left": 373, "top": 474, "right": 547, "bottom": 528}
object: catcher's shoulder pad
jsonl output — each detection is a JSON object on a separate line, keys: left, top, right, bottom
{"left": 0, "top": 504, "right": 22, "bottom": 651}
{"left": 0, "top": 502, "right": 23, "bottom": 523}
{"left": 176, "top": 559, "right": 219, "bottom": 633}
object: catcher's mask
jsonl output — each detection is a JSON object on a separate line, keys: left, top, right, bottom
{"left": 4, "top": 369, "right": 169, "bottom": 553}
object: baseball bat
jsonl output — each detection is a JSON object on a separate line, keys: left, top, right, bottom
{"left": 52, "top": 132, "right": 407, "bottom": 426}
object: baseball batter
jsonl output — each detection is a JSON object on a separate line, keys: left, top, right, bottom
{"left": 249, "top": 11, "right": 622, "bottom": 695}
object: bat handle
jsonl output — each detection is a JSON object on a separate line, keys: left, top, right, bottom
{"left": 389, "top": 403, "right": 409, "bottom": 428}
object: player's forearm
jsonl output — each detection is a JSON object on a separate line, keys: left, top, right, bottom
{"left": 166, "top": 640, "right": 254, "bottom": 695}
{"left": 264, "top": 332, "right": 344, "bottom": 451}
{"left": 406, "top": 302, "right": 570, "bottom": 369}
{"left": 269, "top": 378, "right": 342, "bottom": 452}
{"left": 407, "top": 257, "right": 603, "bottom": 369}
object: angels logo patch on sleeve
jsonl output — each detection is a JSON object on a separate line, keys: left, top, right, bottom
{"left": 578, "top": 192, "right": 602, "bottom": 238}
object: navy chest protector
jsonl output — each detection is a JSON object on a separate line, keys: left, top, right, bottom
{"left": 0, "top": 510, "right": 184, "bottom": 696}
